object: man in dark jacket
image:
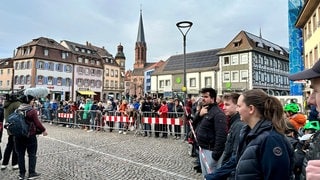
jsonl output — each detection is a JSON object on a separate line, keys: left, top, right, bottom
{"left": 194, "top": 88, "right": 227, "bottom": 177}
{"left": 205, "top": 93, "right": 244, "bottom": 179}
{"left": 220, "top": 93, "right": 245, "bottom": 166}
{"left": 141, "top": 97, "right": 153, "bottom": 137}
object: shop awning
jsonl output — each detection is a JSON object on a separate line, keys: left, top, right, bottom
{"left": 77, "top": 90, "right": 96, "bottom": 95}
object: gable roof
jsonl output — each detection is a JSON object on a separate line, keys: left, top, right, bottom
{"left": 19, "top": 37, "right": 70, "bottom": 52}
{"left": 153, "top": 48, "right": 222, "bottom": 75}
{"left": 218, "top": 30, "right": 289, "bottom": 59}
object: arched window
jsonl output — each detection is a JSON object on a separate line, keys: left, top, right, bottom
{"left": 15, "top": 76, "right": 19, "bottom": 84}
{"left": 37, "top": 75, "right": 43, "bottom": 84}
{"left": 26, "top": 75, "right": 31, "bottom": 84}
{"left": 57, "top": 77, "right": 62, "bottom": 86}
{"left": 20, "top": 75, "right": 25, "bottom": 84}
{"left": 26, "top": 61, "right": 31, "bottom": 69}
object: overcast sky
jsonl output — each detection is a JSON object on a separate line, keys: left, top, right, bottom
{"left": 0, "top": 0, "right": 289, "bottom": 70}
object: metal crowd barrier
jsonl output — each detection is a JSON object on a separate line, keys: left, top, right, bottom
{"left": 40, "top": 109, "right": 189, "bottom": 138}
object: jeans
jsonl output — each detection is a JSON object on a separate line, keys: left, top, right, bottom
{"left": 15, "top": 135, "right": 38, "bottom": 176}
{"left": 144, "top": 123, "right": 151, "bottom": 135}
{"left": 43, "top": 108, "right": 52, "bottom": 120}
{"left": 2, "top": 135, "right": 18, "bottom": 166}
{"left": 199, "top": 148, "right": 218, "bottom": 177}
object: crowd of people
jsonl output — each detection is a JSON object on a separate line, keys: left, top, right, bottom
{"left": 2, "top": 61, "right": 320, "bottom": 179}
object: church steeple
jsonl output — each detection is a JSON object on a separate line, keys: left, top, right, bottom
{"left": 134, "top": 9, "right": 147, "bottom": 69}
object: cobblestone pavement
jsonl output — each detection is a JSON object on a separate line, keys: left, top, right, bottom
{"left": 0, "top": 123, "right": 203, "bottom": 180}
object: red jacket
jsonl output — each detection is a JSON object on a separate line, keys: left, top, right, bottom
{"left": 158, "top": 104, "right": 168, "bottom": 118}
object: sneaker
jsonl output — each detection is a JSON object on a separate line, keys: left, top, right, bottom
{"left": 123, "top": 131, "right": 127, "bottom": 135}
{"left": 27, "top": 172, "right": 41, "bottom": 180}
{"left": 18, "top": 174, "right": 25, "bottom": 180}
{"left": 87, "top": 129, "right": 93, "bottom": 132}
{"left": 1, "top": 165, "right": 7, "bottom": 170}
{"left": 119, "top": 131, "right": 123, "bottom": 134}
{"left": 12, "top": 164, "right": 19, "bottom": 170}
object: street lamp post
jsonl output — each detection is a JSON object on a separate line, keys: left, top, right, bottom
{"left": 176, "top": 21, "right": 192, "bottom": 108}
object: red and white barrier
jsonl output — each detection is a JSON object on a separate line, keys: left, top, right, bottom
{"left": 58, "top": 113, "right": 74, "bottom": 118}
{"left": 102, "top": 115, "right": 183, "bottom": 125}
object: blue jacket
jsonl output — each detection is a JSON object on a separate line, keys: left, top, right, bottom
{"left": 206, "top": 119, "right": 294, "bottom": 180}
{"left": 221, "top": 113, "right": 245, "bottom": 165}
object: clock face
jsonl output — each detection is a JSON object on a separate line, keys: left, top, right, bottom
{"left": 176, "top": 77, "right": 181, "bottom": 84}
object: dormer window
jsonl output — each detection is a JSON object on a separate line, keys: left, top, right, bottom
{"left": 44, "top": 49, "right": 49, "bottom": 56}
{"left": 233, "top": 39, "right": 242, "bottom": 47}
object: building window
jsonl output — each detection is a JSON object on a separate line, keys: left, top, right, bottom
{"left": 26, "top": 61, "right": 31, "bottom": 69}
{"left": 165, "top": 80, "right": 170, "bottom": 86}
{"left": 231, "top": 71, "right": 239, "bottom": 82}
{"left": 240, "top": 70, "right": 249, "bottom": 81}
{"left": 6, "top": 80, "right": 9, "bottom": 86}
{"left": 115, "top": 81, "right": 118, "bottom": 89}
{"left": 0, "top": 81, "right": 2, "bottom": 86}
{"left": 66, "top": 78, "right": 71, "bottom": 86}
{"left": 85, "top": 68, "right": 89, "bottom": 75}
{"left": 57, "top": 77, "right": 62, "bottom": 86}
{"left": 7, "top": 69, "right": 10, "bottom": 74}
{"left": 44, "top": 49, "right": 49, "bottom": 56}
{"left": 111, "top": 69, "right": 114, "bottom": 77}
{"left": 77, "top": 79, "right": 83, "bottom": 86}
{"left": 223, "top": 71, "right": 230, "bottom": 82}
{"left": 56, "top": 64, "right": 63, "bottom": 72}
{"left": 65, "top": 65, "right": 72, "bottom": 72}
{"left": 48, "top": 76, "right": 53, "bottom": 85}
{"left": 96, "top": 80, "right": 101, "bottom": 88}
{"left": 48, "top": 62, "right": 54, "bottom": 71}
{"left": 231, "top": 55, "right": 238, "bottom": 65}
{"left": 38, "top": 75, "right": 43, "bottom": 85}
{"left": 96, "top": 70, "right": 102, "bottom": 77}
{"left": 20, "top": 62, "right": 24, "bottom": 69}
{"left": 223, "top": 56, "right": 230, "bottom": 65}
{"left": 106, "top": 80, "right": 109, "bottom": 87}
{"left": 159, "top": 80, "right": 164, "bottom": 88}
{"left": 14, "top": 76, "right": 19, "bottom": 84}
{"left": 20, "top": 75, "right": 25, "bottom": 84}
{"left": 240, "top": 54, "right": 248, "bottom": 64}
{"left": 78, "top": 67, "right": 83, "bottom": 74}
{"left": 190, "top": 78, "right": 196, "bottom": 87}
{"left": 84, "top": 79, "right": 89, "bottom": 87}
{"left": 110, "top": 80, "right": 114, "bottom": 88}
{"left": 90, "top": 60, "right": 95, "bottom": 65}
{"left": 91, "top": 69, "right": 95, "bottom": 76}
{"left": 115, "top": 70, "right": 118, "bottom": 77}
{"left": 78, "top": 57, "right": 83, "bottom": 63}
{"left": 85, "top": 58, "right": 89, "bottom": 63}
{"left": 26, "top": 75, "right": 31, "bottom": 84}
{"left": 205, "top": 77, "right": 212, "bottom": 87}
{"left": 105, "top": 69, "right": 109, "bottom": 76}
{"left": 38, "top": 61, "right": 45, "bottom": 69}
{"left": 62, "top": 52, "right": 67, "bottom": 59}
{"left": 90, "top": 80, "right": 95, "bottom": 87}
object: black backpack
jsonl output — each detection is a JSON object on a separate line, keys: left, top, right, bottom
{"left": 5, "top": 109, "right": 31, "bottom": 138}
